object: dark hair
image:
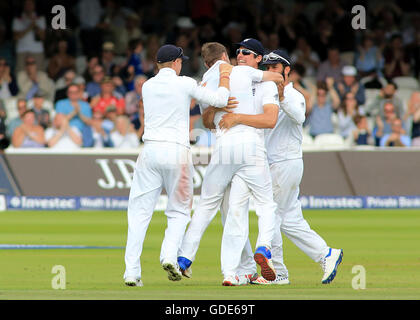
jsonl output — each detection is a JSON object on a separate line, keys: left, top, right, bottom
{"left": 387, "top": 80, "right": 398, "bottom": 90}
{"left": 316, "top": 81, "right": 328, "bottom": 91}
{"left": 22, "top": 109, "right": 35, "bottom": 117}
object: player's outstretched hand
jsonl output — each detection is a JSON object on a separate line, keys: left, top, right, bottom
{"left": 219, "top": 63, "right": 233, "bottom": 75}
{"left": 219, "top": 113, "right": 239, "bottom": 130}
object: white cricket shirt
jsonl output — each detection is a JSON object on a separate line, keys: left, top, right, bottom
{"left": 264, "top": 82, "right": 306, "bottom": 164}
{"left": 142, "top": 68, "right": 229, "bottom": 147}
{"left": 199, "top": 60, "right": 264, "bottom": 141}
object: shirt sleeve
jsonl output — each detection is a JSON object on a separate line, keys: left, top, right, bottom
{"left": 186, "top": 77, "right": 229, "bottom": 108}
{"left": 280, "top": 90, "right": 306, "bottom": 125}
{"left": 248, "top": 67, "right": 264, "bottom": 82}
{"left": 262, "top": 82, "right": 280, "bottom": 106}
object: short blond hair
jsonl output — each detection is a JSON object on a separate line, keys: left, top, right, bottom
{"left": 201, "top": 42, "right": 228, "bottom": 68}
{"left": 157, "top": 61, "right": 174, "bottom": 70}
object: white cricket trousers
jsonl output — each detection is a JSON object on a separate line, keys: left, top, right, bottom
{"left": 221, "top": 158, "right": 329, "bottom": 277}
{"left": 179, "top": 135, "right": 277, "bottom": 266}
{"left": 124, "top": 141, "right": 193, "bottom": 280}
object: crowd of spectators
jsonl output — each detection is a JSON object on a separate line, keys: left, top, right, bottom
{"left": 0, "top": 0, "right": 420, "bottom": 151}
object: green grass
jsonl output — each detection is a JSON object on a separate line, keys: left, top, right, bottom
{"left": 0, "top": 209, "right": 420, "bottom": 299}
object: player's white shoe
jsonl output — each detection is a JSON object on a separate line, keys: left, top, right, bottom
{"left": 320, "top": 248, "right": 343, "bottom": 284}
{"left": 251, "top": 275, "right": 290, "bottom": 285}
{"left": 222, "top": 275, "right": 248, "bottom": 286}
{"left": 243, "top": 272, "right": 259, "bottom": 284}
{"left": 124, "top": 277, "right": 143, "bottom": 287}
{"left": 162, "top": 261, "right": 182, "bottom": 281}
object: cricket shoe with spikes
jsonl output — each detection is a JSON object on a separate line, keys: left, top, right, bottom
{"left": 124, "top": 277, "right": 143, "bottom": 287}
{"left": 320, "top": 248, "right": 343, "bottom": 284}
{"left": 251, "top": 274, "right": 290, "bottom": 285}
{"left": 222, "top": 275, "right": 248, "bottom": 286}
{"left": 254, "top": 246, "right": 276, "bottom": 281}
{"left": 162, "top": 261, "right": 182, "bottom": 281}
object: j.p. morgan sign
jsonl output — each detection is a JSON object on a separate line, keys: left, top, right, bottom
{"left": 4, "top": 152, "right": 208, "bottom": 196}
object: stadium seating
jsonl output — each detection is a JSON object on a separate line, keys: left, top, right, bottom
{"left": 302, "top": 133, "right": 314, "bottom": 147}
{"left": 393, "top": 76, "right": 420, "bottom": 90}
{"left": 313, "top": 133, "right": 345, "bottom": 148}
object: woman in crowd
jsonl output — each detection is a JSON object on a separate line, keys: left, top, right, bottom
{"left": 12, "top": 109, "right": 45, "bottom": 148}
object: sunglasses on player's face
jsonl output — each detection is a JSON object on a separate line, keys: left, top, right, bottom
{"left": 236, "top": 48, "right": 258, "bottom": 57}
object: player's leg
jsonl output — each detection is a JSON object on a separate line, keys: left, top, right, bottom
{"left": 221, "top": 174, "right": 252, "bottom": 281}
{"left": 272, "top": 160, "right": 329, "bottom": 262}
{"left": 124, "top": 146, "right": 163, "bottom": 284}
{"left": 236, "top": 146, "right": 277, "bottom": 280}
{"left": 159, "top": 146, "right": 194, "bottom": 280}
{"left": 273, "top": 159, "right": 343, "bottom": 283}
{"left": 178, "top": 147, "right": 235, "bottom": 264}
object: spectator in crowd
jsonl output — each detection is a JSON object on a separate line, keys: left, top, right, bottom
{"left": 142, "top": 34, "right": 160, "bottom": 78}
{"left": 0, "top": 57, "right": 18, "bottom": 99}
{"left": 110, "top": 115, "right": 140, "bottom": 148}
{"left": 125, "top": 74, "right": 146, "bottom": 122}
{"left": 47, "top": 39, "right": 76, "bottom": 81}
{"left": 96, "top": 0, "right": 130, "bottom": 47}
{"left": 101, "top": 42, "right": 117, "bottom": 76}
{"left": 17, "top": 55, "right": 55, "bottom": 102}
{"left": 335, "top": 66, "right": 366, "bottom": 106}
{"left": 366, "top": 81, "right": 404, "bottom": 118}
{"left": 128, "top": 39, "right": 144, "bottom": 76}
{"left": 288, "top": 63, "right": 312, "bottom": 107}
{"left": 45, "top": 113, "right": 82, "bottom": 150}
{"left": 175, "top": 33, "right": 200, "bottom": 78}
{"left": 337, "top": 92, "right": 359, "bottom": 140}
{"left": 7, "top": 99, "right": 27, "bottom": 138}
{"left": 82, "top": 110, "right": 113, "bottom": 148}
{"left": 402, "top": 12, "right": 420, "bottom": 45}
{"left": 408, "top": 30, "right": 420, "bottom": 78}
{"left": 352, "top": 114, "right": 372, "bottom": 146}
{"left": 55, "top": 83, "right": 92, "bottom": 133}
{"left": 54, "top": 69, "right": 77, "bottom": 102}
{"left": 355, "top": 31, "right": 385, "bottom": 78}
{"left": 0, "top": 102, "right": 9, "bottom": 150}
{"left": 0, "top": 19, "right": 14, "bottom": 70}
{"left": 117, "top": 12, "right": 143, "bottom": 57}
{"left": 86, "top": 65, "right": 105, "bottom": 99}
{"left": 76, "top": 0, "right": 103, "bottom": 56}
{"left": 90, "top": 77, "right": 125, "bottom": 115}
{"left": 311, "top": 18, "right": 334, "bottom": 62}
{"left": 31, "top": 91, "right": 50, "bottom": 129}
{"left": 74, "top": 76, "right": 88, "bottom": 101}
{"left": 102, "top": 105, "right": 118, "bottom": 133}
{"left": 12, "top": 0, "right": 46, "bottom": 72}
{"left": 306, "top": 79, "right": 340, "bottom": 137}
{"left": 189, "top": 99, "right": 201, "bottom": 132}
{"left": 291, "top": 36, "right": 320, "bottom": 77}
{"left": 316, "top": 46, "right": 345, "bottom": 83}
{"left": 383, "top": 33, "right": 410, "bottom": 79}
{"left": 83, "top": 55, "right": 100, "bottom": 83}
{"left": 12, "top": 109, "right": 45, "bottom": 148}
{"left": 404, "top": 91, "right": 420, "bottom": 146}
{"left": 374, "top": 102, "right": 401, "bottom": 146}
{"left": 380, "top": 118, "right": 411, "bottom": 147}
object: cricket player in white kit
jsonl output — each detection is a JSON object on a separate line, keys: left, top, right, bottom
{"left": 219, "top": 50, "right": 344, "bottom": 285}
{"left": 178, "top": 40, "right": 283, "bottom": 284}
{"left": 124, "top": 44, "right": 234, "bottom": 287}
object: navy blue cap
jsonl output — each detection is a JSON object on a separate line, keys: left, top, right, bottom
{"left": 157, "top": 44, "right": 189, "bottom": 63}
{"left": 262, "top": 49, "right": 291, "bottom": 66}
{"left": 235, "top": 38, "right": 265, "bottom": 56}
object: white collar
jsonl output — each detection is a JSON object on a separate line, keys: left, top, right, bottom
{"left": 203, "top": 60, "right": 227, "bottom": 78}
{"left": 158, "top": 68, "right": 177, "bottom": 75}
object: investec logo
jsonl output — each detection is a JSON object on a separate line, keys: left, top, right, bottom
{"left": 95, "top": 159, "right": 207, "bottom": 190}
